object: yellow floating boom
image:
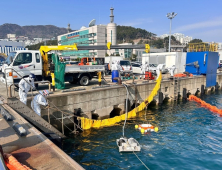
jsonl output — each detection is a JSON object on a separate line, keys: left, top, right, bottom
{"left": 81, "top": 72, "right": 162, "bottom": 130}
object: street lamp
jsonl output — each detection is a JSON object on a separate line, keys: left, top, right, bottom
{"left": 166, "top": 12, "right": 177, "bottom": 52}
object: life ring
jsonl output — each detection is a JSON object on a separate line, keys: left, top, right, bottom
{"left": 139, "top": 124, "right": 154, "bottom": 132}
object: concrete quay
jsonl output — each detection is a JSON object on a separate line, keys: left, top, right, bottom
{"left": 0, "top": 103, "right": 84, "bottom": 170}
{"left": 1, "top": 73, "right": 222, "bottom": 169}
{"left": 31, "top": 74, "right": 222, "bottom": 122}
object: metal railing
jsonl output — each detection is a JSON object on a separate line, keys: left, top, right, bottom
{"left": 188, "top": 42, "right": 218, "bottom": 52}
{"left": 4, "top": 68, "right": 51, "bottom": 98}
{"left": 3, "top": 68, "right": 82, "bottom": 135}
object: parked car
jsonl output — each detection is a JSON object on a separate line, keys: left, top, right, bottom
{"left": 132, "top": 63, "right": 141, "bottom": 74}
{"left": 131, "top": 61, "right": 142, "bottom": 65}
{"left": 149, "top": 64, "right": 168, "bottom": 74}
{"left": 119, "top": 60, "right": 133, "bottom": 76}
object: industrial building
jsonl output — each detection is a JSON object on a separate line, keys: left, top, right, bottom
{"left": 0, "top": 41, "right": 26, "bottom": 62}
{"left": 57, "top": 7, "right": 117, "bottom": 59}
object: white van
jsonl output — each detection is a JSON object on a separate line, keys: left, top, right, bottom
{"left": 119, "top": 60, "right": 133, "bottom": 76}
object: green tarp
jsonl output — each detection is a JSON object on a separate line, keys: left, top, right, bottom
{"left": 52, "top": 54, "right": 66, "bottom": 89}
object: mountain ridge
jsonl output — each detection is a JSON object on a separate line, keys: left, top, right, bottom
{"left": 0, "top": 23, "right": 68, "bottom": 39}
{"left": 0, "top": 23, "right": 156, "bottom": 42}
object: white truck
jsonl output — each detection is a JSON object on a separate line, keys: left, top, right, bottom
{"left": 1, "top": 49, "right": 105, "bottom": 86}
{"left": 1, "top": 44, "right": 148, "bottom": 86}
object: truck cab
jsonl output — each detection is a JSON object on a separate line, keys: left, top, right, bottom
{"left": 1, "top": 50, "right": 43, "bottom": 84}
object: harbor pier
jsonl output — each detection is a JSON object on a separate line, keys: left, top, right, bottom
{"left": 26, "top": 74, "right": 222, "bottom": 124}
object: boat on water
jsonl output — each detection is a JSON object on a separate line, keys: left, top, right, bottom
{"left": 116, "top": 137, "right": 141, "bottom": 152}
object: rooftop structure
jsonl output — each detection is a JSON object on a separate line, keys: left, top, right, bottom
{"left": 57, "top": 7, "right": 117, "bottom": 58}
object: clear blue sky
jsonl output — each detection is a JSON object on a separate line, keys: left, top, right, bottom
{"left": 1, "top": 0, "right": 222, "bottom": 42}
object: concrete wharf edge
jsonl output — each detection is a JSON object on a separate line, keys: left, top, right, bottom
{"left": 31, "top": 74, "right": 222, "bottom": 120}
{"left": 0, "top": 103, "right": 84, "bottom": 170}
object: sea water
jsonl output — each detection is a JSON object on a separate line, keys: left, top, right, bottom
{"left": 62, "top": 92, "right": 222, "bottom": 170}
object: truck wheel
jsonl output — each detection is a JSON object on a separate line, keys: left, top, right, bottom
{"left": 79, "top": 76, "right": 89, "bottom": 86}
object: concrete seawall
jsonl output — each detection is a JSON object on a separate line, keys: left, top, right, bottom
{"left": 29, "top": 74, "right": 222, "bottom": 122}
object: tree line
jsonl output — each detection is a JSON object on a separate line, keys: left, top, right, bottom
{"left": 117, "top": 25, "right": 156, "bottom": 43}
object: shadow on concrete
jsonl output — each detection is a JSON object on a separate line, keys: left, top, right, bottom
{"left": 13, "top": 152, "right": 34, "bottom": 170}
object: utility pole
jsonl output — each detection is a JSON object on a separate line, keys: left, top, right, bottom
{"left": 166, "top": 12, "right": 177, "bottom": 52}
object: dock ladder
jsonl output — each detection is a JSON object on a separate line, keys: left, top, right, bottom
{"left": 173, "top": 77, "right": 180, "bottom": 100}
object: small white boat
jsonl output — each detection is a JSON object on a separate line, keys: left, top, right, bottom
{"left": 116, "top": 84, "right": 141, "bottom": 152}
{"left": 116, "top": 137, "right": 141, "bottom": 152}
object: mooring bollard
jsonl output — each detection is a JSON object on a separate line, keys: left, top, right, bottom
{"left": 51, "top": 73, "right": 55, "bottom": 92}
{"left": 158, "top": 92, "right": 163, "bottom": 104}
{"left": 183, "top": 88, "right": 187, "bottom": 100}
{"left": 98, "top": 71, "right": 102, "bottom": 86}
{"left": 113, "top": 77, "right": 122, "bottom": 85}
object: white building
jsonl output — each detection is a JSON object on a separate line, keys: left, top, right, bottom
{"left": 7, "top": 34, "right": 16, "bottom": 41}
{"left": 57, "top": 7, "right": 117, "bottom": 58}
{"left": 159, "top": 34, "right": 169, "bottom": 39}
{"left": 7, "top": 34, "right": 16, "bottom": 39}
{"left": 33, "top": 38, "right": 43, "bottom": 43}
{"left": 217, "top": 42, "right": 222, "bottom": 50}
{"left": 159, "top": 33, "right": 192, "bottom": 45}
{"left": 182, "top": 36, "right": 192, "bottom": 44}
